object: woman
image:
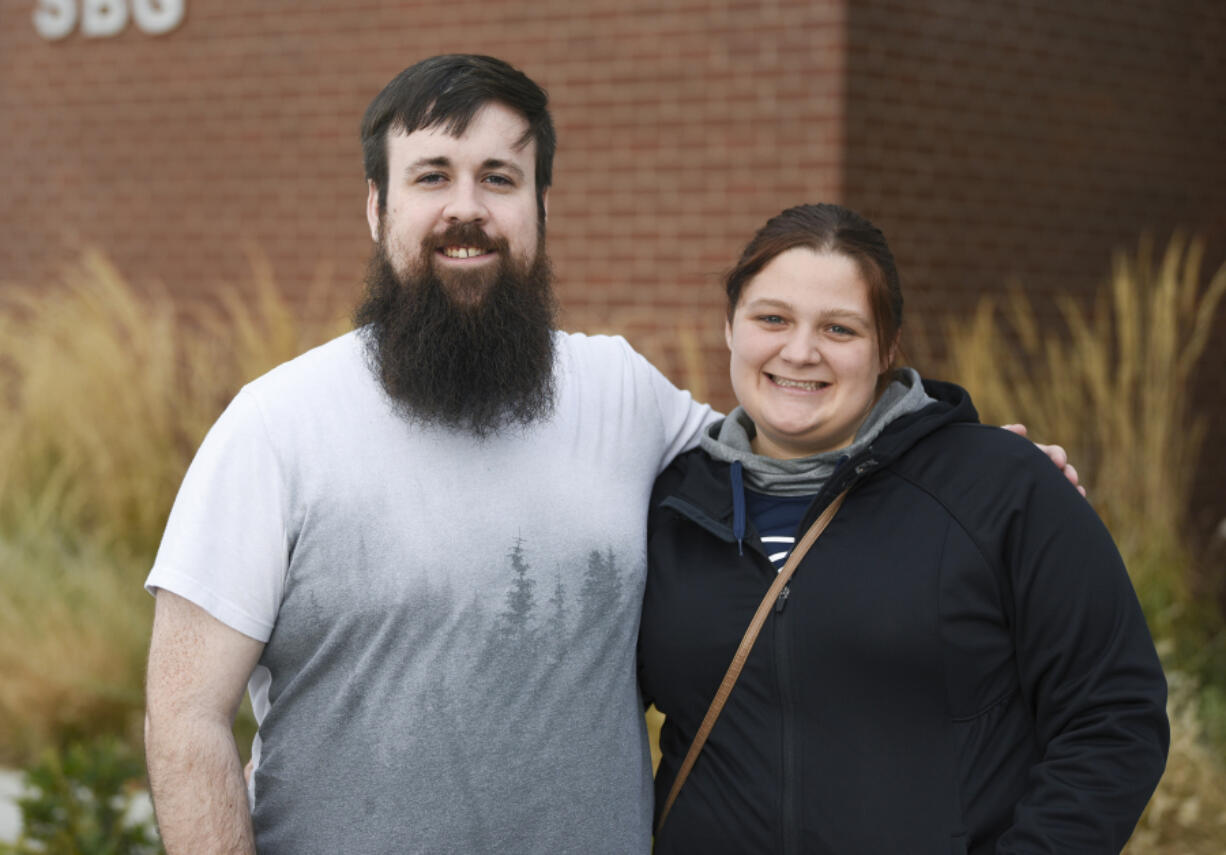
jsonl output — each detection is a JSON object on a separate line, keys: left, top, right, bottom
{"left": 639, "top": 203, "right": 1168, "bottom": 854}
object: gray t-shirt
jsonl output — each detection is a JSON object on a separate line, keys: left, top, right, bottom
{"left": 147, "top": 329, "right": 715, "bottom": 854}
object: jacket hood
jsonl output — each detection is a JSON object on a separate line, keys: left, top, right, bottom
{"left": 867, "top": 377, "right": 978, "bottom": 466}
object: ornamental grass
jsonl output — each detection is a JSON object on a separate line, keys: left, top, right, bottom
{"left": 0, "top": 251, "right": 349, "bottom": 766}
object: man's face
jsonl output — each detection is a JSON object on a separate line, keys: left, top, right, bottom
{"left": 354, "top": 100, "right": 557, "bottom": 438}
{"left": 366, "top": 101, "right": 544, "bottom": 304}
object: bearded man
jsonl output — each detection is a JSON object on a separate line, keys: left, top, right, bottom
{"left": 142, "top": 54, "right": 716, "bottom": 855}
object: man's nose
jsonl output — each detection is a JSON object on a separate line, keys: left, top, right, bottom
{"left": 442, "top": 180, "right": 488, "bottom": 224}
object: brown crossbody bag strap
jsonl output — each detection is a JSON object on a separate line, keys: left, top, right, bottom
{"left": 655, "top": 487, "right": 850, "bottom": 836}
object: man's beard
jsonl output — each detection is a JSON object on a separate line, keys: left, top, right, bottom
{"left": 354, "top": 222, "right": 558, "bottom": 439}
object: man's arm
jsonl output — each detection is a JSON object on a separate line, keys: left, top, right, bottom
{"left": 146, "top": 589, "right": 265, "bottom": 855}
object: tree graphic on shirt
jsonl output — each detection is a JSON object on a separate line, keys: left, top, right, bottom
{"left": 496, "top": 536, "right": 538, "bottom": 647}
{"left": 547, "top": 572, "right": 569, "bottom": 668}
{"left": 578, "top": 547, "right": 624, "bottom": 634}
{"left": 488, "top": 542, "right": 629, "bottom": 664}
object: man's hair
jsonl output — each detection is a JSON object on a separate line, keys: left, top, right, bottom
{"left": 725, "top": 203, "right": 904, "bottom": 372}
{"left": 361, "top": 54, "right": 556, "bottom": 221}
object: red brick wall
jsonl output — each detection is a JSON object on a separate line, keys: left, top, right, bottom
{"left": 0, "top": 0, "right": 847, "bottom": 409}
{"left": 841, "top": 0, "right": 1226, "bottom": 529}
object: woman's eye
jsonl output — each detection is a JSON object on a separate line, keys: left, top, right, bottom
{"left": 828, "top": 324, "right": 856, "bottom": 336}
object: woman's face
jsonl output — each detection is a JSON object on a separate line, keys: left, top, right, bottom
{"left": 726, "top": 247, "right": 890, "bottom": 460}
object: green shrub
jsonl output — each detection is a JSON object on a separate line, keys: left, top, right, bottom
{"left": 0, "top": 737, "right": 162, "bottom": 855}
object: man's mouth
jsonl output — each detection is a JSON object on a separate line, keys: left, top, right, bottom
{"left": 769, "top": 374, "right": 829, "bottom": 391}
{"left": 439, "top": 246, "right": 494, "bottom": 259}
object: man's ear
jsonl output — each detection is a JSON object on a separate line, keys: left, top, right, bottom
{"left": 365, "top": 180, "right": 381, "bottom": 243}
{"left": 541, "top": 188, "right": 550, "bottom": 224}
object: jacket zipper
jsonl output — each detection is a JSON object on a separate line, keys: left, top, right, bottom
{"left": 774, "top": 464, "right": 870, "bottom": 855}
{"left": 775, "top": 585, "right": 798, "bottom": 855}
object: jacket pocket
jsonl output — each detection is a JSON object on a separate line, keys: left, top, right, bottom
{"left": 950, "top": 832, "right": 968, "bottom": 855}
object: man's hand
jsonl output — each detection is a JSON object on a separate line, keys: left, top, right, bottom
{"left": 146, "top": 590, "right": 265, "bottom": 854}
{"left": 1001, "top": 423, "right": 1086, "bottom": 497}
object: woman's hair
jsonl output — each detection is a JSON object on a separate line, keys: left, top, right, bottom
{"left": 725, "top": 203, "right": 903, "bottom": 371}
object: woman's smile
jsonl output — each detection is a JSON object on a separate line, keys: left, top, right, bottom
{"left": 767, "top": 374, "right": 831, "bottom": 392}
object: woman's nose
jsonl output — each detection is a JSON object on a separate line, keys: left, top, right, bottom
{"left": 779, "top": 330, "right": 821, "bottom": 365}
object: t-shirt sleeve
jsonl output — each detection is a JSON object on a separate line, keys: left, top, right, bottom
{"left": 145, "top": 388, "right": 288, "bottom": 642}
{"left": 623, "top": 342, "right": 720, "bottom": 474}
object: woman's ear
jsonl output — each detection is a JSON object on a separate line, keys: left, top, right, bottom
{"left": 885, "top": 330, "right": 902, "bottom": 371}
{"left": 724, "top": 317, "right": 734, "bottom": 351}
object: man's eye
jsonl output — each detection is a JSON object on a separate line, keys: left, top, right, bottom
{"left": 484, "top": 174, "right": 515, "bottom": 187}
{"left": 417, "top": 173, "right": 446, "bottom": 184}
{"left": 758, "top": 315, "right": 785, "bottom": 325}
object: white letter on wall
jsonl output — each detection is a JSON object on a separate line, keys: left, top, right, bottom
{"left": 132, "top": 0, "right": 184, "bottom": 35}
{"left": 81, "top": 0, "right": 128, "bottom": 37}
{"left": 32, "top": 0, "right": 77, "bottom": 40}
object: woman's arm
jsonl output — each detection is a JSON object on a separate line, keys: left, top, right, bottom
{"left": 997, "top": 452, "right": 1167, "bottom": 852}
